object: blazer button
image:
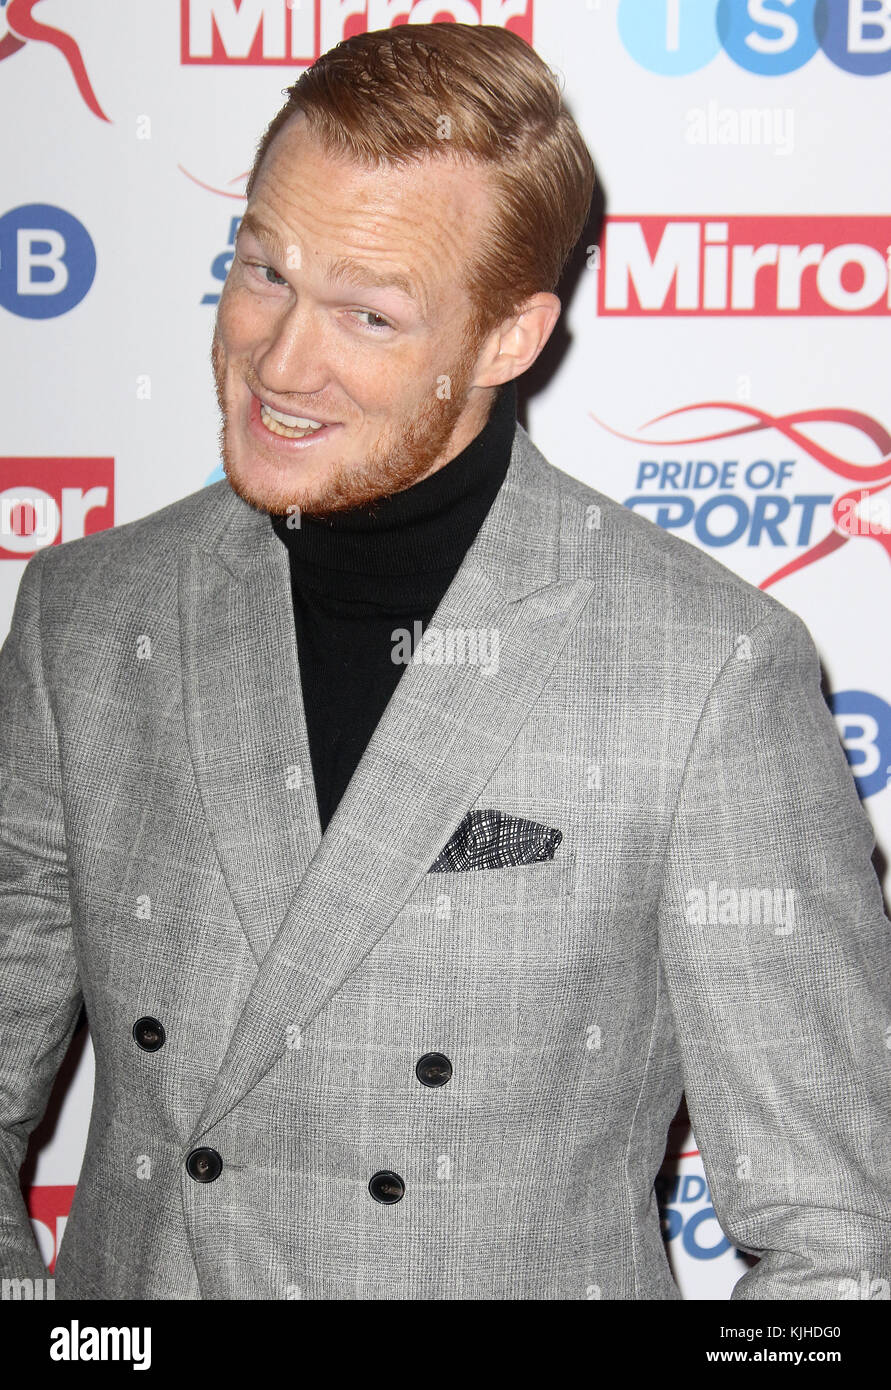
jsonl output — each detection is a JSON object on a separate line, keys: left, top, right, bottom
{"left": 132, "top": 1016, "right": 165, "bottom": 1052}
{"left": 186, "top": 1147, "right": 222, "bottom": 1183}
{"left": 368, "top": 1170, "right": 405, "bottom": 1204}
{"left": 416, "top": 1052, "right": 452, "bottom": 1087}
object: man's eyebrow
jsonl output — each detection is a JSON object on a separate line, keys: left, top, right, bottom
{"left": 237, "top": 211, "right": 424, "bottom": 309}
{"left": 325, "top": 256, "right": 421, "bottom": 306}
{"left": 237, "top": 211, "right": 290, "bottom": 263}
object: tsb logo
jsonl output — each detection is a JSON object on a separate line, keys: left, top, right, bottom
{"left": 832, "top": 690, "right": 891, "bottom": 799}
{"left": 598, "top": 217, "right": 891, "bottom": 315}
{"left": 181, "top": 0, "right": 533, "bottom": 65}
{"left": 619, "top": 0, "right": 891, "bottom": 76}
{"left": 0, "top": 459, "right": 114, "bottom": 559}
{"left": 0, "top": 204, "right": 96, "bottom": 320}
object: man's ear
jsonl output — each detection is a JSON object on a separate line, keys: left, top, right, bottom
{"left": 473, "top": 292, "right": 562, "bottom": 388}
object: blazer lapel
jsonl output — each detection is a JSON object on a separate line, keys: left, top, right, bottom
{"left": 180, "top": 510, "right": 322, "bottom": 966}
{"left": 185, "top": 427, "right": 594, "bottom": 1142}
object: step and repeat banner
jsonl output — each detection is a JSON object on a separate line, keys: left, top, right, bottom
{"left": 1, "top": 0, "right": 889, "bottom": 1299}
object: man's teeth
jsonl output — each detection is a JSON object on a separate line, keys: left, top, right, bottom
{"left": 260, "top": 403, "right": 327, "bottom": 437}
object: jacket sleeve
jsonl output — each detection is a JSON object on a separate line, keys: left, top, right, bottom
{"left": 655, "top": 602, "right": 891, "bottom": 1300}
{"left": 0, "top": 547, "right": 83, "bottom": 1281}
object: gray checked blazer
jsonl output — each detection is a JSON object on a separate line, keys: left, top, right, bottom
{"left": 1, "top": 422, "right": 889, "bottom": 1300}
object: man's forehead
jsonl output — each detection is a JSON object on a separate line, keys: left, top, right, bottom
{"left": 256, "top": 115, "right": 494, "bottom": 245}
{"left": 237, "top": 208, "right": 425, "bottom": 309}
{"left": 242, "top": 133, "right": 491, "bottom": 319}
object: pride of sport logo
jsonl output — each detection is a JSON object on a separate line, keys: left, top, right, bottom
{"left": 592, "top": 398, "right": 891, "bottom": 589}
{"left": 619, "top": 0, "right": 891, "bottom": 77}
{"left": 180, "top": 0, "right": 534, "bottom": 65}
{"left": 0, "top": 0, "right": 110, "bottom": 121}
{"left": 596, "top": 217, "right": 891, "bottom": 315}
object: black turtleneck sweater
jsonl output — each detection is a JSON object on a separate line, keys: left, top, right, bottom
{"left": 269, "top": 379, "right": 517, "bottom": 832}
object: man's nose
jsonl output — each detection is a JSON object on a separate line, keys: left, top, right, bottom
{"left": 255, "top": 302, "right": 329, "bottom": 397}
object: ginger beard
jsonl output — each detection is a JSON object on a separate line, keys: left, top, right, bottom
{"left": 211, "top": 323, "right": 488, "bottom": 519}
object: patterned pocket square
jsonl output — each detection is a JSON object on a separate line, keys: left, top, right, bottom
{"left": 429, "top": 808, "right": 563, "bottom": 872}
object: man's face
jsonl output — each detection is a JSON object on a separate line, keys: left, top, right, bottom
{"left": 212, "top": 112, "right": 500, "bottom": 517}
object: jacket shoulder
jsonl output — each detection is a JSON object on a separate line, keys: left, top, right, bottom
{"left": 35, "top": 481, "right": 236, "bottom": 575}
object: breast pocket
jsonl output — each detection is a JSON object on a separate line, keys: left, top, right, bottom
{"left": 409, "top": 853, "right": 579, "bottom": 915}
{"left": 390, "top": 853, "right": 585, "bottom": 1014}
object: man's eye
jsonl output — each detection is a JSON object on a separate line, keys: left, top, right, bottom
{"left": 244, "top": 260, "right": 287, "bottom": 286}
{"left": 353, "top": 310, "right": 393, "bottom": 333}
{"left": 242, "top": 262, "right": 391, "bottom": 332}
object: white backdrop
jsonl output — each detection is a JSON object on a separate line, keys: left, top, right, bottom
{"left": 1, "top": 0, "right": 889, "bottom": 1299}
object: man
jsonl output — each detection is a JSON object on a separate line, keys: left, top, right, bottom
{"left": 1, "top": 24, "right": 889, "bottom": 1301}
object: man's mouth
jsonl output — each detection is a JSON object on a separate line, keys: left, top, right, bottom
{"left": 259, "top": 402, "right": 328, "bottom": 438}
{"left": 245, "top": 391, "right": 342, "bottom": 451}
